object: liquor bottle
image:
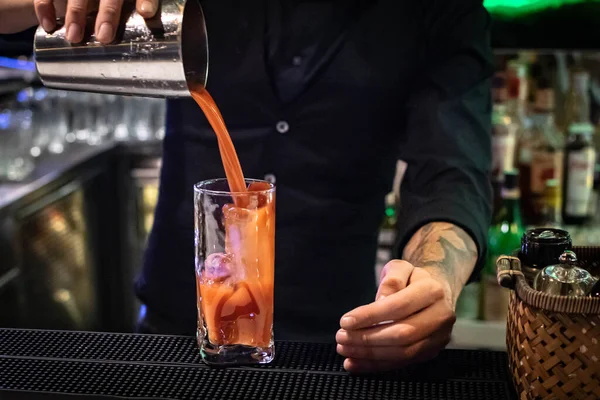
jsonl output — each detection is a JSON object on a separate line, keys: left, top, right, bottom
{"left": 506, "top": 60, "right": 529, "bottom": 118}
{"left": 507, "top": 60, "right": 533, "bottom": 171}
{"left": 375, "top": 193, "right": 397, "bottom": 283}
{"left": 562, "top": 123, "right": 596, "bottom": 225}
{"left": 526, "top": 80, "right": 564, "bottom": 225}
{"left": 491, "top": 76, "right": 517, "bottom": 185}
{"left": 564, "top": 68, "right": 591, "bottom": 130}
{"left": 539, "top": 179, "right": 562, "bottom": 228}
{"left": 482, "top": 170, "right": 524, "bottom": 321}
{"left": 588, "top": 164, "right": 600, "bottom": 225}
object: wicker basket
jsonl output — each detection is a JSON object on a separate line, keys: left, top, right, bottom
{"left": 497, "top": 248, "right": 600, "bottom": 400}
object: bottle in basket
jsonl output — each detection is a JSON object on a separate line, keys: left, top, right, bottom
{"left": 519, "top": 228, "right": 572, "bottom": 283}
{"left": 533, "top": 250, "right": 597, "bottom": 296}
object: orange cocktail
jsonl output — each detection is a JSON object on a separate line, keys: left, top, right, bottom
{"left": 194, "top": 179, "right": 275, "bottom": 365}
{"left": 191, "top": 87, "right": 275, "bottom": 364}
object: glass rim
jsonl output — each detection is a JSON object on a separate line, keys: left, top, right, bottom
{"left": 193, "top": 178, "right": 275, "bottom": 196}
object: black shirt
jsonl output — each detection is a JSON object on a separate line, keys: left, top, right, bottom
{"left": 135, "top": 0, "right": 494, "bottom": 342}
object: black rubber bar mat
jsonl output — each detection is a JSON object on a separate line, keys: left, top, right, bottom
{"left": 0, "top": 328, "right": 516, "bottom": 400}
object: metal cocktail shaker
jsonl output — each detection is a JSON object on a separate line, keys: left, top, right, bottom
{"left": 33, "top": 0, "right": 208, "bottom": 97}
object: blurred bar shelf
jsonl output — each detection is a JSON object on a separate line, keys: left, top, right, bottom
{"left": 0, "top": 140, "right": 162, "bottom": 216}
{"left": 0, "top": 140, "right": 163, "bottom": 333}
{"left": 0, "top": 328, "right": 517, "bottom": 400}
{"left": 0, "top": 142, "right": 114, "bottom": 216}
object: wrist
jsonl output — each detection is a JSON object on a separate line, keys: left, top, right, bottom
{"left": 419, "top": 265, "right": 461, "bottom": 309}
{"left": 402, "top": 222, "right": 477, "bottom": 308}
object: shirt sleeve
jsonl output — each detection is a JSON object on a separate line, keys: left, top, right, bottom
{"left": 396, "top": 0, "right": 494, "bottom": 281}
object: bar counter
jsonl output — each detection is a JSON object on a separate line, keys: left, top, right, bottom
{"left": 0, "top": 328, "right": 516, "bottom": 399}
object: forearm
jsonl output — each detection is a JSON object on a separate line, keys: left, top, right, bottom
{"left": 402, "top": 222, "right": 478, "bottom": 306}
{"left": 0, "top": 0, "right": 38, "bottom": 34}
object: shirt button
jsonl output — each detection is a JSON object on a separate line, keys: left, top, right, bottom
{"left": 276, "top": 121, "right": 289, "bottom": 134}
{"left": 292, "top": 56, "right": 302, "bottom": 66}
{"left": 264, "top": 174, "right": 276, "bottom": 184}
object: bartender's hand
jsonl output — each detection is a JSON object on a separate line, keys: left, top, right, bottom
{"left": 33, "top": 0, "right": 158, "bottom": 43}
{"left": 336, "top": 222, "right": 478, "bottom": 373}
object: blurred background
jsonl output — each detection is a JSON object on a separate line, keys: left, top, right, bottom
{"left": 2, "top": 0, "right": 600, "bottom": 351}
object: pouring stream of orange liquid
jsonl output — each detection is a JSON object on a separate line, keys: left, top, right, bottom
{"left": 192, "top": 87, "right": 274, "bottom": 347}
{"left": 190, "top": 87, "right": 247, "bottom": 195}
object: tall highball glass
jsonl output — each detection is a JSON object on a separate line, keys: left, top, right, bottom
{"left": 194, "top": 178, "right": 275, "bottom": 365}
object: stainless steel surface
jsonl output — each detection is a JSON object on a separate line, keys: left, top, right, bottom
{"left": 34, "top": 0, "right": 208, "bottom": 98}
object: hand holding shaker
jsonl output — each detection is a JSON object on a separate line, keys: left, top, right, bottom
{"left": 34, "top": 0, "right": 208, "bottom": 97}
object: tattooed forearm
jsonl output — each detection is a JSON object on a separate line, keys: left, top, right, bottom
{"left": 402, "top": 222, "right": 478, "bottom": 305}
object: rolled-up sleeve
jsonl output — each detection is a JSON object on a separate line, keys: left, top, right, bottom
{"left": 396, "top": 0, "right": 494, "bottom": 281}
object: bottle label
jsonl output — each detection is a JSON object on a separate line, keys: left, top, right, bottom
{"left": 491, "top": 130, "right": 516, "bottom": 180}
{"left": 531, "top": 150, "right": 563, "bottom": 194}
{"left": 565, "top": 148, "right": 596, "bottom": 217}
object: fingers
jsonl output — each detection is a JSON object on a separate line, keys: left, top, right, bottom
{"left": 339, "top": 334, "right": 451, "bottom": 373}
{"left": 136, "top": 0, "right": 158, "bottom": 18}
{"left": 64, "top": 0, "right": 88, "bottom": 42}
{"left": 340, "top": 278, "right": 442, "bottom": 330}
{"left": 38, "top": 0, "right": 158, "bottom": 43}
{"left": 94, "top": 0, "right": 123, "bottom": 44}
{"left": 337, "top": 302, "right": 455, "bottom": 347}
{"left": 34, "top": 0, "right": 58, "bottom": 32}
{"left": 375, "top": 260, "right": 414, "bottom": 300}
{"left": 343, "top": 358, "right": 398, "bottom": 374}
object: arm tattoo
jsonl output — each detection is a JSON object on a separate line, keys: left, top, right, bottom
{"left": 402, "top": 222, "right": 478, "bottom": 303}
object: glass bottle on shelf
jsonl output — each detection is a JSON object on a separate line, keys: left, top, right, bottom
{"left": 564, "top": 68, "right": 591, "bottom": 131}
{"left": 507, "top": 60, "right": 533, "bottom": 171}
{"left": 539, "top": 179, "right": 563, "bottom": 228}
{"left": 562, "top": 123, "right": 596, "bottom": 226}
{"left": 588, "top": 164, "right": 600, "bottom": 224}
{"left": 482, "top": 170, "right": 523, "bottom": 321}
{"left": 525, "top": 80, "right": 564, "bottom": 226}
{"left": 491, "top": 75, "right": 517, "bottom": 186}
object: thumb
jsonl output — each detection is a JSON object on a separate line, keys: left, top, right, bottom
{"left": 136, "top": 0, "right": 159, "bottom": 18}
{"left": 375, "top": 260, "right": 415, "bottom": 301}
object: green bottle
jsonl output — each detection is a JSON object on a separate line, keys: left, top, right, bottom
{"left": 482, "top": 169, "right": 524, "bottom": 321}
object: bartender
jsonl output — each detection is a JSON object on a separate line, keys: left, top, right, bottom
{"left": 1, "top": 0, "right": 493, "bottom": 373}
